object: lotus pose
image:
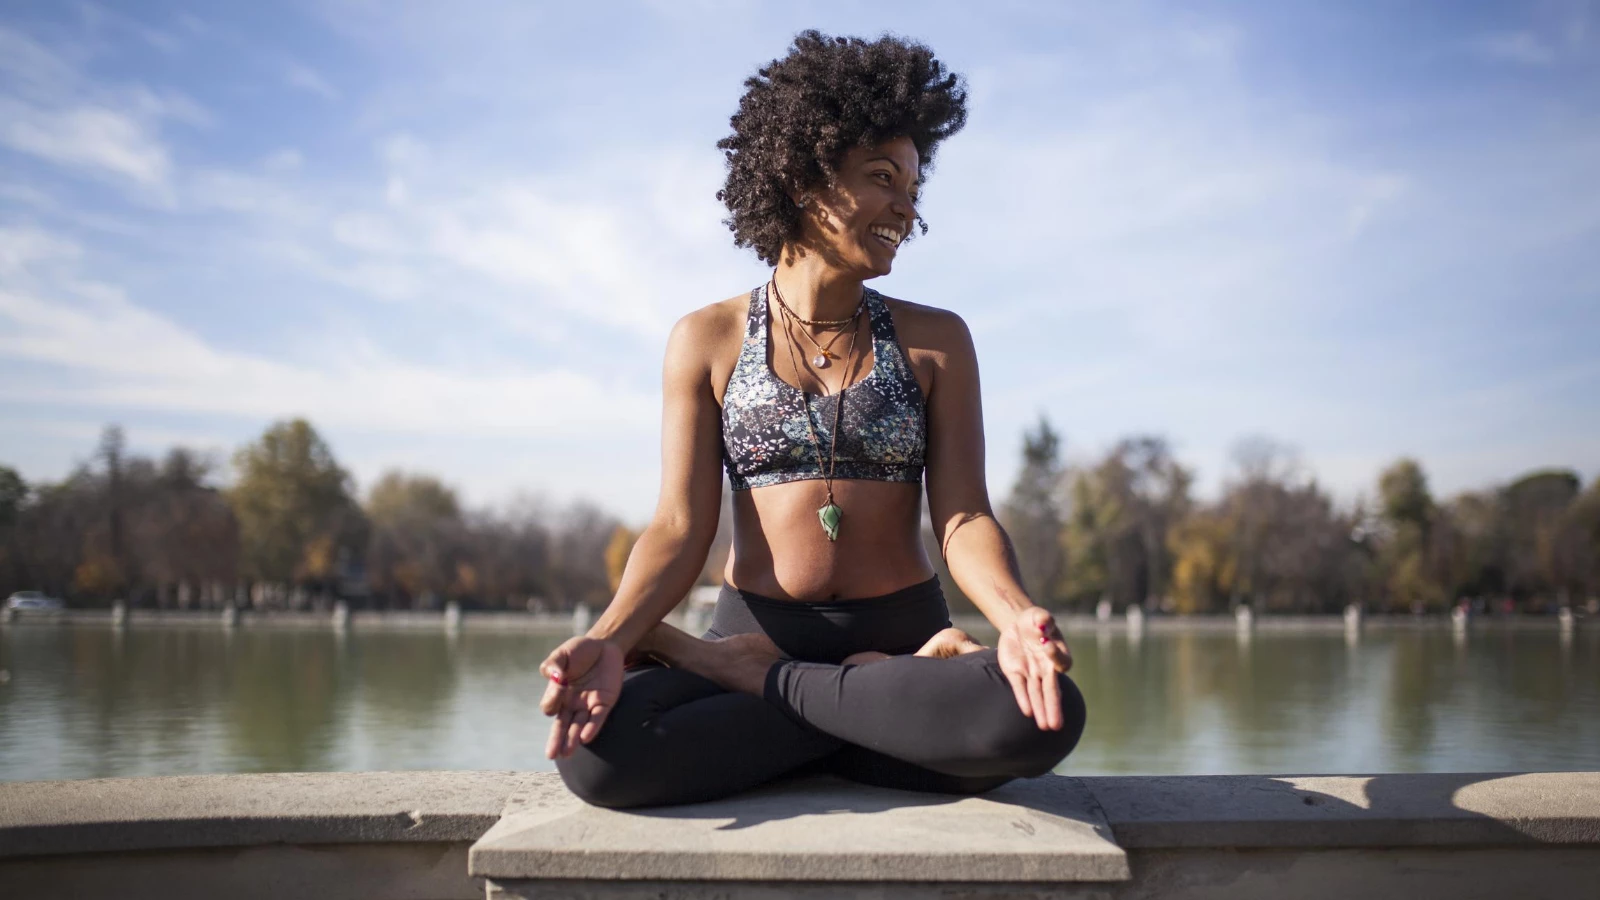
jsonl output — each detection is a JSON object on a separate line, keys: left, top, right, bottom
{"left": 539, "top": 31, "right": 1084, "bottom": 808}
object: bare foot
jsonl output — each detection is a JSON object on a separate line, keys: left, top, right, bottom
{"left": 641, "top": 624, "right": 783, "bottom": 697}
{"left": 914, "top": 627, "right": 987, "bottom": 659}
{"left": 841, "top": 629, "right": 987, "bottom": 667}
{"left": 842, "top": 650, "right": 891, "bottom": 666}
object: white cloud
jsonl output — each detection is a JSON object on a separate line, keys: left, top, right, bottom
{"left": 163, "top": 131, "right": 759, "bottom": 342}
{"left": 0, "top": 100, "right": 172, "bottom": 189}
{"left": 0, "top": 226, "right": 656, "bottom": 440}
{"left": 263, "top": 148, "right": 304, "bottom": 173}
{"left": 0, "top": 24, "right": 207, "bottom": 199}
{"left": 1470, "top": 31, "right": 1559, "bottom": 66}
{"left": 284, "top": 61, "right": 340, "bottom": 100}
{"left": 0, "top": 225, "right": 81, "bottom": 274}
{"left": 0, "top": 25, "right": 81, "bottom": 90}
{"left": 929, "top": 88, "right": 1411, "bottom": 355}
{"left": 76, "top": 1, "right": 186, "bottom": 55}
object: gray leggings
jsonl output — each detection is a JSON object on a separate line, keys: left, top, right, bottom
{"left": 554, "top": 577, "right": 1086, "bottom": 808}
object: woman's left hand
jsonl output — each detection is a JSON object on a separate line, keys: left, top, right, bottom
{"left": 997, "top": 606, "right": 1073, "bottom": 731}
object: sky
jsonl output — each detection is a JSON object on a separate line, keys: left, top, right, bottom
{"left": 1, "top": 0, "right": 1596, "bottom": 523}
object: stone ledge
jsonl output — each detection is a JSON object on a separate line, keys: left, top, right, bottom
{"left": 4, "top": 770, "right": 1598, "bottom": 871}
{"left": 0, "top": 771, "right": 528, "bottom": 859}
{"left": 468, "top": 773, "right": 1130, "bottom": 883}
{"left": 1084, "top": 772, "right": 1600, "bottom": 849}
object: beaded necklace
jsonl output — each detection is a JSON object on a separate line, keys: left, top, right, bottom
{"left": 771, "top": 278, "right": 863, "bottom": 541}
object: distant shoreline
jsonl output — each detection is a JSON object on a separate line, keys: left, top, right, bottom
{"left": 1, "top": 607, "right": 1584, "bottom": 635}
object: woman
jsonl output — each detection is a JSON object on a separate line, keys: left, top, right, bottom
{"left": 538, "top": 30, "right": 1084, "bottom": 809}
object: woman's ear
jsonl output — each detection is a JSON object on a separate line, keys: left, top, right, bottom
{"left": 786, "top": 177, "right": 815, "bottom": 210}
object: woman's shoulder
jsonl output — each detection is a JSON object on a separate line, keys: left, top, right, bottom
{"left": 871, "top": 292, "right": 973, "bottom": 352}
{"left": 662, "top": 290, "right": 758, "bottom": 387}
{"left": 669, "top": 291, "right": 754, "bottom": 348}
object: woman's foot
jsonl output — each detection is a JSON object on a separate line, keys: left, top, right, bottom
{"left": 842, "top": 628, "right": 987, "bottom": 666}
{"left": 914, "top": 627, "right": 987, "bottom": 659}
{"left": 842, "top": 650, "right": 891, "bottom": 665}
{"left": 640, "top": 623, "right": 784, "bottom": 697}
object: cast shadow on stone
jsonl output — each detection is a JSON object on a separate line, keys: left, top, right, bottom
{"left": 626, "top": 771, "right": 1106, "bottom": 835}
{"left": 1095, "top": 771, "right": 1547, "bottom": 848}
{"left": 622, "top": 771, "right": 1546, "bottom": 844}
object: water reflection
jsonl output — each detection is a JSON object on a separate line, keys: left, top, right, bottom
{"left": 1, "top": 625, "right": 1596, "bottom": 782}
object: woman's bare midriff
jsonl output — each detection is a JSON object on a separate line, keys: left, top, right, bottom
{"left": 723, "top": 477, "right": 936, "bottom": 602}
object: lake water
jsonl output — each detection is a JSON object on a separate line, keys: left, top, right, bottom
{"left": 2, "top": 623, "right": 1597, "bottom": 782}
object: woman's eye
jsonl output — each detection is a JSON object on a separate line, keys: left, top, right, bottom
{"left": 875, "top": 172, "right": 892, "bottom": 183}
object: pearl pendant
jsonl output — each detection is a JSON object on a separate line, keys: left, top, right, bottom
{"left": 812, "top": 354, "right": 830, "bottom": 368}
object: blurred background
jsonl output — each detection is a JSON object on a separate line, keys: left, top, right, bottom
{"left": 1, "top": 1, "right": 1597, "bottom": 781}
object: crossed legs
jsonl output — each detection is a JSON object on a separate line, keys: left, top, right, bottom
{"left": 554, "top": 629, "right": 1086, "bottom": 809}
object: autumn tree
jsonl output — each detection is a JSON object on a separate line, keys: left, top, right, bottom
{"left": 604, "top": 525, "right": 639, "bottom": 594}
{"left": 1376, "top": 457, "right": 1443, "bottom": 611}
{"left": 549, "top": 500, "right": 624, "bottom": 608}
{"left": 1061, "top": 436, "right": 1191, "bottom": 610}
{"left": 365, "top": 470, "right": 463, "bottom": 607}
{"left": 131, "top": 448, "right": 240, "bottom": 606}
{"left": 0, "top": 465, "right": 24, "bottom": 526}
{"left": 1168, "top": 510, "right": 1235, "bottom": 614}
{"left": 230, "top": 419, "right": 363, "bottom": 590}
{"left": 0, "top": 465, "right": 24, "bottom": 595}
{"left": 1504, "top": 470, "right": 1582, "bottom": 606}
{"left": 1000, "top": 417, "right": 1067, "bottom": 605}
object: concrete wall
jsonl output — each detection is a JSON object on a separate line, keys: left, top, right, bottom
{"left": 2, "top": 771, "right": 1597, "bottom": 899}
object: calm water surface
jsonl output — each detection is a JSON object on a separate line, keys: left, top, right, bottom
{"left": 2, "top": 624, "right": 1597, "bottom": 782}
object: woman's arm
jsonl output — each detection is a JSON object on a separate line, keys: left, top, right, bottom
{"left": 586, "top": 312, "right": 727, "bottom": 651}
{"left": 922, "top": 311, "right": 1074, "bottom": 731}
{"left": 538, "top": 308, "right": 728, "bottom": 757}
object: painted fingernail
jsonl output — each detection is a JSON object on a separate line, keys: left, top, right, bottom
{"left": 1039, "top": 635, "right": 1049, "bottom": 644}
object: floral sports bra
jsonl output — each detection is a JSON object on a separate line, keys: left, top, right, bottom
{"left": 721, "top": 283, "right": 926, "bottom": 491}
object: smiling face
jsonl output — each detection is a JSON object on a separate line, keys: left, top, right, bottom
{"left": 789, "top": 135, "right": 922, "bottom": 277}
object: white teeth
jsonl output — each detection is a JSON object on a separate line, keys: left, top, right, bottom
{"left": 870, "top": 226, "right": 901, "bottom": 243}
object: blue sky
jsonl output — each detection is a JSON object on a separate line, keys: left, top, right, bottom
{"left": 1, "top": 0, "right": 1596, "bottom": 522}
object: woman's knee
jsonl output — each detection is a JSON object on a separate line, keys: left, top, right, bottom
{"left": 976, "top": 672, "right": 1087, "bottom": 777}
{"left": 548, "top": 672, "right": 683, "bottom": 809}
{"left": 555, "top": 745, "right": 667, "bottom": 809}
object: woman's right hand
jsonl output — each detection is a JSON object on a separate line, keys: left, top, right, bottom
{"left": 538, "top": 636, "right": 624, "bottom": 759}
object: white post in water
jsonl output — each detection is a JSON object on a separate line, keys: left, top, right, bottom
{"left": 111, "top": 600, "right": 128, "bottom": 628}
{"left": 571, "top": 602, "right": 592, "bottom": 635}
{"left": 1095, "top": 597, "right": 1113, "bottom": 623}
{"left": 443, "top": 601, "right": 462, "bottom": 633}
{"left": 1558, "top": 606, "right": 1575, "bottom": 634}
{"left": 221, "top": 605, "right": 239, "bottom": 629}
{"left": 1451, "top": 603, "right": 1469, "bottom": 633}
{"left": 1124, "top": 605, "right": 1144, "bottom": 639}
{"left": 1235, "top": 603, "right": 1254, "bottom": 633}
{"left": 331, "top": 600, "right": 350, "bottom": 631}
{"left": 1344, "top": 603, "right": 1362, "bottom": 642}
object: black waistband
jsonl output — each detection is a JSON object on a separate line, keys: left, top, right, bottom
{"left": 707, "top": 576, "right": 950, "bottom": 664}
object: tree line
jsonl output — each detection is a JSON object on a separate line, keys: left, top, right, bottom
{"left": 0, "top": 421, "right": 623, "bottom": 611}
{"left": 998, "top": 419, "right": 1600, "bottom": 615}
{"left": 3, "top": 417, "right": 1596, "bottom": 615}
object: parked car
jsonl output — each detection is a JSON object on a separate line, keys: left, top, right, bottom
{"left": 4, "top": 591, "right": 65, "bottom": 610}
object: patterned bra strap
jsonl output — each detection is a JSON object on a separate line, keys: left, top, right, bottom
{"left": 746, "top": 284, "right": 766, "bottom": 339}
{"left": 865, "top": 287, "right": 890, "bottom": 342}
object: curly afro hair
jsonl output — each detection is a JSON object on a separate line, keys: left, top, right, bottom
{"left": 716, "top": 30, "right": 968, "bottom": 265}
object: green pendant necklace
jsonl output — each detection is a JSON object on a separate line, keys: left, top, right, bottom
{"left": 772, "top": 278, "right": 863, "bottom": 542}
